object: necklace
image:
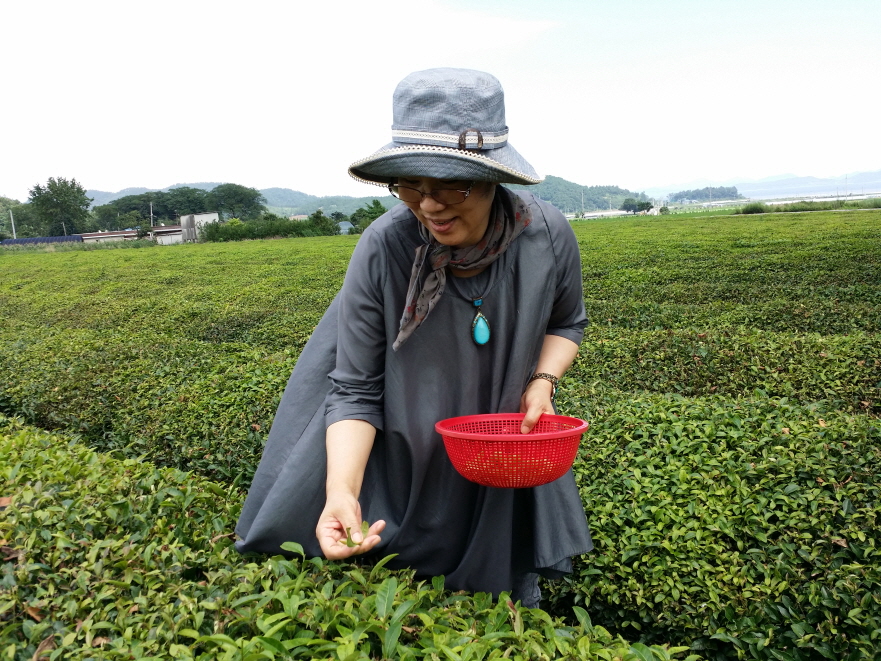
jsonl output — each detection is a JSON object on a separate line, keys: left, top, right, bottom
{"left": 471, "top": 298, "right": 490, "bottom": 346}
{"left": 448, "top": 267, "right": 494, "bottom": 346}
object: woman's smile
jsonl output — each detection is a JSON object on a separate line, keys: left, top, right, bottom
{"left": 423, "top": 216, "right": 455, "bottom": 231}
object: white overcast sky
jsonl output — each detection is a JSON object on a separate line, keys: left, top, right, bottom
{"left": 2, "top": 0, "right": 879, "bottom": 201}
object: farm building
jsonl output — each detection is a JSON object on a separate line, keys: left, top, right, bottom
{"left": 79, "top": 225, "right": 187, "bottom": 244}
{"left": 180, "top": 212, "right": 220, "bottom": 242}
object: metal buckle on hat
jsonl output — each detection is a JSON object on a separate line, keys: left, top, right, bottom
{"left": 458, "top": 129, "right": 484, "bottom": 150}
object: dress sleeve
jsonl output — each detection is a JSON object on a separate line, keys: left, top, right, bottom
{"left": 544, "top": 204, "right": 588, "bottom": 345}
{"left": 324, "top": 226, "right": 389, "bottom": 431}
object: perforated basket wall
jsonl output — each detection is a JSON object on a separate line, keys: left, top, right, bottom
{"left": 435, "top": 414, "right": 588, "bottom": 488}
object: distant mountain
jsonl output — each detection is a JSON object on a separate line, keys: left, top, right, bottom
{"left": 736, "top": 170, "right": 881, "bottom": 199}
{"left": 644, "top": 169, "right": 881, "bottom": 200}
{"left": 87, "top": 183, "right": 225, "bottom": 207}
{"left": 508, "top": 175, "right": 648, "bottom": 212}
{"left": 263, "top": 192, "right": 399, "bottom": 217}
{"left": 86, "top": 175, "right": 644, "bottom": 217}
{"left": 260, "top": 188, "right": 317, "bottom": 208}
{"left": 166, "top": 182, "right": 224, "bottom": 192}
{"left": 88, "top": 187, "right": 151, "bottom": 207}
{"left": 85, "top": 183, "right": 396, "bottom": 217}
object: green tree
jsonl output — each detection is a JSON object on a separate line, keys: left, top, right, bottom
{"left": 637, "top": 201, "right": 654, "bottom": 213}
{"left": 100, "top": 192, "right": 172, "bottom": 224}
{"left": 120, "top": 210, "right": 145, "bottom": 229}
{"left": 3, "top": 203, "right": 44, "bottom": 238}
{"left": 28, "top": 177, "right": 92, "bottom": 236}
{"left": 619, "top": 198, "right": 639, "bottom": 214}
{"left": 305, "top": 209, "right": 340, "bottom": 236}
{"left": 165, "top": 187, "right": 211, "bottom": 216}
{"left": 92, "top": 204, "right": 123, "bottom": 231}
{"left": 349, "top": 199, "right": 387, "bottom": 233}
{"left": 209, "top": 184, "right": 266, "bottom": 220}
{"left": 0, "top": 196, "right": 21, "bottom": 238}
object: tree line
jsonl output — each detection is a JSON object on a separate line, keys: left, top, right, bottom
{"left": 201, "top": 201, "right": 387, "bottom": 242}
{"left": 92, "top": 184, "right": 266, "bottom": 229}
{"left": 669, "top": 186, "right": 743, "bottom": 203}
{"left": 0, "top": 178, "right": 387, "bottom": 241}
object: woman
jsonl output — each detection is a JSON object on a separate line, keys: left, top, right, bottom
{"left": 236, "top": 68, "right": 592, "bottom": 607}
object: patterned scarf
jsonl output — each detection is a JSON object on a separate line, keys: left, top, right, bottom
{"left": 393, "top": 187, "right": 532, "bottom": 351}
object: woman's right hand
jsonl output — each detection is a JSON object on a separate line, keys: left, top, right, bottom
{"left": 316, "top": 491, "right": 386, "bottom": 560}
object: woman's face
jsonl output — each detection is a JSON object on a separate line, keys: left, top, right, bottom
{"left": 398, "top": 177, "right": 496, "bottom": 248}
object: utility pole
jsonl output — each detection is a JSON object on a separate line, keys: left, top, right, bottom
{"left": 150, "top": 202, "right": 154, "bottom": 227}
{"left": 9, "top": 209, "right": 16, "bottom": 239}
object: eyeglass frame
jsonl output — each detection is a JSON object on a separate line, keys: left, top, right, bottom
{"left": 387, "top": 181, "right": 474, "bottom": 206}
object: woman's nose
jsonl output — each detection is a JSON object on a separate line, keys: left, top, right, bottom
{"left": 420, "top": 195, "right": 446, "bottom": 213}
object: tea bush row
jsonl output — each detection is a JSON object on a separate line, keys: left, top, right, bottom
{"left": 0, "top": 417, "right": 694, "bottom": 660}
{"left": 2, "top": 212, "right": 878, "bottom": 345}
{"left": 0, "top": 238, "right": 159, "bottom": 253}
{"left": 0, "top": 323, "right": 293, "bottom": 484}
{"left": 737, "top": 199, "right": 881, "bottom": 215}
{"left": 0, "top": 237, "right": 349, "bottom": 350}
{"left": 1, "top": 320, "right": 876, "bottom": 491}
{"left": 201, "top": 215, "right": 340, "bottom": 242}
{"left": 571, "top": 327, "right": 879, "bottom": 413}
{"left": 548, "top": 390, "right": 881, "bottom": 660}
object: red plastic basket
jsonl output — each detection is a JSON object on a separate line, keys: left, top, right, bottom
{"left": 435, "top": 413, "right": 589, "bottom": 488}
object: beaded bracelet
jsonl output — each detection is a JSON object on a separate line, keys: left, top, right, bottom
{"left": 527, "top": 372, "right": 559, "bottom": 401}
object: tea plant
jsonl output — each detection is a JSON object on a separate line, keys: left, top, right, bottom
{"left": 1, "top": 209, "right": 880, "bottom": 658}
{"left": 0, "top": 417, "right": 694, "bottom": 660}
{"left": 548, "top": 390, "right": 881, "bottom": 660}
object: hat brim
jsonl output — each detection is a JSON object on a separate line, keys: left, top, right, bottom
{"left": 349, "top": 142, "right": 544, "bottom": 186}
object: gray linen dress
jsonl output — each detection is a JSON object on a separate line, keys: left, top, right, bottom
{"left": 235, "top": 188, "right": 593, "bottom": 596}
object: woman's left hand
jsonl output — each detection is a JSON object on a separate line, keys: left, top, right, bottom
{"left": 519, "top": 378, "right": 555, "bottom": 434}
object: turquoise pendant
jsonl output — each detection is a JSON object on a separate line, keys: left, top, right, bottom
{"left": 471, "top": 299, "right": 490, "bottom": 345}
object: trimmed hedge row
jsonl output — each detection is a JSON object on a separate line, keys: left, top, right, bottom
{"left": 2, "top": 212, "right": 879, "bottom": 346}
{"left": 570, "top": 327, "right": 879, "bottom": 413}
{"left": 1, "top": 321, "right": 876, "bottom": 492}
{"left": 0, "top": 417, "right": 694, "bottom": 660}
{"left": 0, "top": 238, "right": 348, "bottom": 351}
{"left": 585, "top": 299, "right": 881, "bottom": 336}
{"left": 0, "top": 324, "right": 291, "bottom": 484}
{"left": 547, "top": 391, "right": 881, "bottom": 660}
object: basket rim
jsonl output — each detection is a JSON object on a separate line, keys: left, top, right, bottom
{"left": 435, "top": 413, "right": 588, "bottom": 442}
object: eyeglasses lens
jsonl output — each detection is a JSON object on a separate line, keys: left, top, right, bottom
{"left": 389, "top": 185, "right": 469, "bottom": 205}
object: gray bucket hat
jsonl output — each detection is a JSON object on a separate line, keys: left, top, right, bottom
{"left": 349, "top": 68, "right": 543, "bottom": 186}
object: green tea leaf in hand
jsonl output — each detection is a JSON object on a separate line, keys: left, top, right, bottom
{"left": 344, "top": 526, "right": 360, "bottom": 548}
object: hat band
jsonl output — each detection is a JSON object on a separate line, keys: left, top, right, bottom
{"left": 391, "top": 128, "right": 508, "bottom": 150}
{"left": 348, "top": 143, "right": 544, "bottom": 186}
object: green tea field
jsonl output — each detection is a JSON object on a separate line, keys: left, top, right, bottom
{"left": 1, "top": 209, "right": 879, "bottom": 660}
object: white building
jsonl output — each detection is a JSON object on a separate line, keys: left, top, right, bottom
{"left": 180, "top": 212, "right": 220, "bottom": 241}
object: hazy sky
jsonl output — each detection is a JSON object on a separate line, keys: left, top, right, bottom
{"left": 2, "top": 0, "right": 879, "bottom": 201}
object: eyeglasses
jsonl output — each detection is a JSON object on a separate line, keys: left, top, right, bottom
{"left": 388, "top": 182, "right": 473, "bottom": 205}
